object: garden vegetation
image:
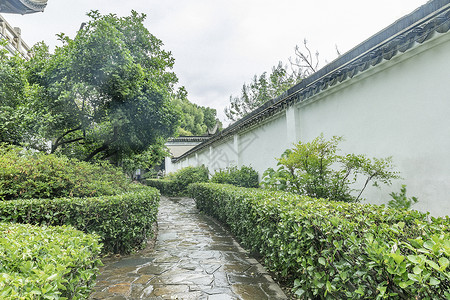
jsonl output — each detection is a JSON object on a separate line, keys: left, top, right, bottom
{"left": 146, "top": 165, "right": 259, "bottom": 195}
{"left": 189, "top": 183, "right": 450, "bottom": 299}
{"left": 0, "top": 144, "right": 159, "bottom": 298}
{"left": 147, "top": 136, "right": 449, "bottom": 298}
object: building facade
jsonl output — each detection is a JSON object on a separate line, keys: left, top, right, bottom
{"left": 167, "top": 0, "right": 450, "bottom": 216}
{"left": 0, "top": 14, "right": 31, "bottom": 59}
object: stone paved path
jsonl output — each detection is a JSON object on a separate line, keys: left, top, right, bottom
{"left": 90, "top": 196, "right": 287, "bottom": 299}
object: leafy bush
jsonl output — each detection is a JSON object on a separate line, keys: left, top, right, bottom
{"left": 388, "top": 185, "right": 419, "bottom": 210}
{"left": 0, "top": 144, "right": 131, "bottom": 200}
{"left": 146, "top": 178, "right": 178, "bottom": 196}
{"left": 189, "top": 183, "right": 450, "bottom": 299}
{"left": 261, "top": 134, "right": 400, "bottom": 202}
{"left": 148, "top": 165, "right": 209, "bottom": 196}
{"left": 210, "top": 165, "right": 259, "bottom": 188}
{"left": 0, "top": 222, "right": 102, "bottom": 299}
{"left": 0, "top": 187, "right": 159, "bottom": 254}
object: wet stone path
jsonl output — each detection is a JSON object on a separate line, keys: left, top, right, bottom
{"left": 90, "top": 197, "right": 288, "bottom": 299}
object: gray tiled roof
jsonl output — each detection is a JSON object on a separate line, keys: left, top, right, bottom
{"left": 0, "top": 0, "right": 47, "bottom": 14}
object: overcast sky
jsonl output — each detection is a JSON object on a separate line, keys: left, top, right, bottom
{"left": 3, "top": 0, "right": 428, "bottom": 124}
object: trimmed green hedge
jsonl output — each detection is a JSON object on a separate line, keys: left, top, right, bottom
{"left": 0, "top": 187, "right": 159, "bottom": 254}
{"left": 146, "top": 178, "right": 178, "bottom": 196}
{"left": 0, "top": 144, "right": 131, "bottom": 200}
{"left": 0, "top": 222, "right": 102, "bottom": 299}
{"left": 147, "top": 165, "right": 209, "bottom": 196}
{"left": 189, "top": 183, "right": 450, "bottom": 299}
{"left": 210, "top": 165, "right": 259, "bottom": 188}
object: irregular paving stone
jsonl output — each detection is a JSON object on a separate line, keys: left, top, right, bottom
{"left": 133, "top": 274, "right": 153, "bottom": 285}
{"left": 137, "top": 264, "right": 169, "bottom": 275}
{"left": 107, "top": 283, "right": 131, "bottom": 295}
{"left": 151, "top": 284, "right": 189, "bottom": 297}
{"left": 261, "top": 282, "right": 289, "bottom": 299}
{"left": 208, "top": 294, "right": 237, "bottom": 300}
{"left": 203, "top": 264, "right": 222, "bottom": 274}
{"left": 213, "top": 271, "right": 230, "bottom": 287}
{"left": 89, "top": 196, "right": 287, "bottom": 299}
{"left": 223, "top": 264, "right": 252, "bottom": 274}
{"left": 232, "top": 284, "right": 271, "bottom": 300}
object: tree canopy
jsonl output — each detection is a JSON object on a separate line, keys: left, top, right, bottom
{"left": 224, "top": 40, "right": 320, "bottom": 122}
{"left": 25, "top": 10, "right": 180, "bottom": 163}
{"left": 173, "top": 88, "right": 222, "bottom": 136}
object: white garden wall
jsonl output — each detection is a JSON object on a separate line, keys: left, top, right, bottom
{"left": 295, "top": 33, "right": 450, "bottom": 215}
{"left": 167, "top": 3, "right": 450, "bottom": 216}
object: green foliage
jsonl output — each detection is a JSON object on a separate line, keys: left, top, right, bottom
{"left": 147, "top": 166, "right": 209, "bottom": 196}
{"left": 189, "top": 183, "right": 450, "bottom": 299}
{"left": 173, "top": 89, "right": 222, "bottom": 136}
{"left": 224, "top": 41, "right": 320, "bottom": 121}
{"left": 0, "top": 222, "right": 102, "bottom": 299}
{"left": 25, "top": 10, "right": 179, "bottom": 162}
{"left": 146, "top": 178, "right": 178, "bottom": 197}
{"left": 225, "top": 62, "right": 300, "bottom": 121}
{"left": 0, "top": 144, "right": 131, "bottom": 200}
{"left": 210, "top": 165, "right": 259, "bottom": 188}
{"left": 388, "top": 185, "right": 419, "bottom": 210}
{"left": 261, "top": 135, "right": 400, "bottom": 202}
{"left": 120, "top": 138, "right": 169, "bottom": 178}
{"left": 0, "top": 42, "right": 47, "bottom": 150}
{"left": 0, "top": 186, "right": 159, "bottom": 254}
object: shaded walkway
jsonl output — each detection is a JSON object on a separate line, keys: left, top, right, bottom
{"left": 90, "top": 196, "right": 287, "bottom": 299}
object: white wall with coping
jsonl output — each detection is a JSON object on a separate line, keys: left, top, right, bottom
{"left": 295, "top": 32, "right": 450, "bottom": 216}
{"left": 166, "top": 31, "right": 450, "bottom": 216}
{"left": 237, "top": 113, "right": 289, "bottom": 176}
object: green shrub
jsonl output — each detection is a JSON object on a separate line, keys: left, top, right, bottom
{"left": 148, "top": 165, "right": 209, "bottom": 196}
{"left": 0, "top": 222, "right": 102, "bottom": 299}
{"left": 261, "top": 135, "right": 400, "bottom": 202}
{"left": 0, "top": 186, "right": 159, "bottom": 254}
{"left": 210, "top": 165, "right": 259, "bottom": 188}
{"left": 146, "top": 178, "right": 178, "bottom": 196}
{"left": 388, "top": 185, "right": 419, "bottom": 210}
{"left": 0, "top": 144, "right": 131, "bottom": 200}
{"left": 189, "top": 183, "right": 450, "bottom": 299}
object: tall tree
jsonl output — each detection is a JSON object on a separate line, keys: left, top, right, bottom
{"left": 0, "top": 41, "right": 47, "bottom": 150}
{"left": 224, "top": 40, "right": 319, "bottom": 122}
{"left": 27, "top": 11, "right": 180, "bottom": 162}
{"left": 174, "top": 88, "right": 222, "bottom": 136}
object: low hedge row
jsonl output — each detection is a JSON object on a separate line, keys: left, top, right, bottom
{"left": 0, "top": 222, "right": 102, "bottom": 299}
{"left": 0, "top": 186, "right": 160, "bottom": 254}
{"left": 210, "top": 165, "right": 259, "bottom": 188}
{"left": 0, "top": 144, "right": 131, "bottom": 200}
{"left": 146, "top": 178, "right": 178, "bottom": 196}
{"left": 189, "top": 183, "right": 450, "bottom": 299}
{"left": 146, "top": 166, "right": 209, "bottom": 196}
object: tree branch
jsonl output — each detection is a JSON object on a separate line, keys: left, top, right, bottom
{"left": 84, "top": 143, "right": 109, "bottom": 162}
{"left": 51, "top": 126, "right": 82, "bottom": 153}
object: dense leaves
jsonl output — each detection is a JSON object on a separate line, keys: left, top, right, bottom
{"left": 0, "top": 187, "right": 159, "bottom": 254}
{"left": 210, "top": 165, "right": 259, "bottom": 188}
{"left": 224, "top": 40, "right": 320, "bottom": 121}
{"left": 189, "top": 183, "right": 450, "bottom": 299}
{"left": 0, "top": 144, "right": 131, "bottom": 200}
{"left": 174, "top": 88, "right": 221, "bottom": 136}
{"left": 146, "top": 165, "right": 209, "bottom": 196}
{"left": 0, "top": 222, "right": 102, "bottom": 299}
{"left": 225, "top": 62, "right": 300, "bottom": 121}
{"left": 388, "top": 185, "right": 419, "bottom": 210}
{"left": 0, "top": 42, "right": 47, "bottom": 150}
{"left": 26, "top": 11, "right": 179, "bottom": 162}
{"left": 261, "top": 135, "right": 400, "bottom": 202}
